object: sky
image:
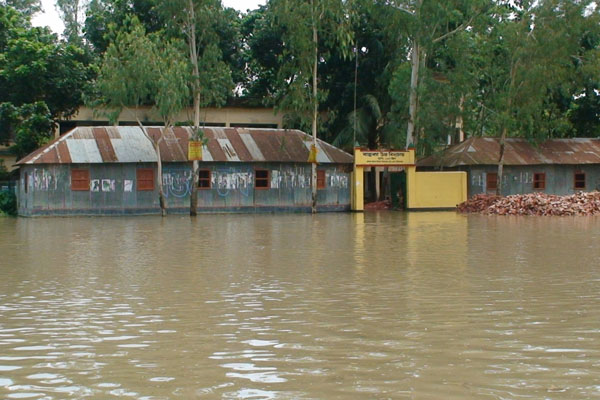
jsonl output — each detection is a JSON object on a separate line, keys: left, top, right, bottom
{"left": 32, "top": 0, "right": 266, "bottom": 35}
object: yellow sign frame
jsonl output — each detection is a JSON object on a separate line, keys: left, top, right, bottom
{"left": 188, "top": 141, "right": 203, "bottom": 161}
{"left": 354, "top": 148, "right": 415, "bottom": 167}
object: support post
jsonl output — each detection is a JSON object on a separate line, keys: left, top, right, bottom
{"left": 352, "top": 166, "right": 364, "bottom": 211}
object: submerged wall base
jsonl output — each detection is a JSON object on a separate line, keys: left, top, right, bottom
{"left": 19, "top": 204, "right": 351, "bottom": 217}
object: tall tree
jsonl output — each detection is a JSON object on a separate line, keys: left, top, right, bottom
{"left": 158, "top": 0, "right": 233, "bottom": 216}
{"left": 383, "top": 0, "right": 488, "bottom": 149}
{"left": 0, "top": 6, "right": 94, "bottom": 157}
{"left": 84, "top": 0, "right": 163, "bottom": 53}
{"left": 475, "top": 0, "right": 598, "bottom": 194}
{"left": 56, "top": 0, "right": 87, "bottom": 43}
{"left": 94, "top": 17, "right": 190, "bottom": 215}
{"left": 270, "top": 0, "right": 352, "bottom": 212}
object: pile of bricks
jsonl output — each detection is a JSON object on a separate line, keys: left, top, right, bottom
{"left": 457, "top": 192, "right": 600, "bottom": 216}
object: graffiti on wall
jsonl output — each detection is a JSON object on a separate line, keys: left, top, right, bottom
{"left": 328, "top": 171, "right": 349, "bottom": 189}
{"left": 269, "top": 167, "right": 349, "bottom": 190}
{"left": 162, "top": 166, "right": 349, "bottom": 198}
{"left": 162, "top": 168, "right": 193, "bottom": 198}
{"left": 24, "top": 166, "right": 350, "bottom": 196}
{"left": 213, "top": 168, "right": 253, "bottom": 197}
{"left": 270, "top": 169, "right": 308, "bottom": 189}
{"left": 30, "top": 168, "right": 59, "bottom": 191}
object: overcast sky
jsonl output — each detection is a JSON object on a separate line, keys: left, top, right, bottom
{"left": 32, "top": 0, "right": 266, "bottom": 35}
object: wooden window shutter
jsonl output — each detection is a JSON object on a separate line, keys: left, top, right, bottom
{"left": 137, "top": 168, "right": 155, "bottom": 191}
{"left": 71, "top": 169, "right": 90, "bottom": 191}
{"left": 317, "top": 170, "right": 326, "bottom": 189}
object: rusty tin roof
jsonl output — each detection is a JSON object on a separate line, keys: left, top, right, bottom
{"left": 17, "top": 126, "right": 353, "bottom": 165}
{"left": 418, "top": 137, "right": 600, "bottom": 167}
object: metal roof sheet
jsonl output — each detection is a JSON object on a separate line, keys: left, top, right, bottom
{"left": 17, "top": 126, "right": 353, "bottom": 165}
{"left": 418, "top": 137, "right": 600, "bottom": 167}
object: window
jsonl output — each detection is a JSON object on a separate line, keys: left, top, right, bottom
{"left": 574, "top": 172, "right": 586, "bottom": 190}
{"left": 317, "top": 170, "right": 326, "bottom": 189}
{"left": 198, "top": 169, "right": 211, "bottom": 189}
{"left": 255, "top": 169, "right": 270, "bottom": 189}
{"left": 533, "top": 173, "right": 546, "bottom": 190}
{"left": 71, "top": 169, "right": 90, "bottom": 191}
{"left": 137, "top": 168, "right": 154, "bottom": 191}
{"left": 486, "top": 172, "right": 497, "bottom": 191}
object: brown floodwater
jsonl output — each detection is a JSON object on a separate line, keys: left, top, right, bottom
{"left": 0, "top": 212, "right": 599, "bottom": 399}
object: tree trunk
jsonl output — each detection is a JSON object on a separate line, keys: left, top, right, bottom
{"left": 496, "top": 126, "right": 507, "bottom": 196}
{"left": 406, "top": 39, "right": 420, "bottom": 149}
{"left": 188, "top": 0, "right": 200, "bottom": 217}
{"left": 456, "top": 95, "right": 465, "bottom": 143}
{"left": 156, "top": 139, "right": 167, "bottom": 216}
{"left": 311, "top": 18, "right": 318, "bottom": 213}
{"left": 497, "top": 65, "right": 516, "bottom": 196}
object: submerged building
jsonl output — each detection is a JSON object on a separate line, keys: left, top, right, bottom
{"left": 17, "top": 126, "right": 353, "bottom": 216}
{"left": 418, "top": 137, "right": 600, "bottom": 196}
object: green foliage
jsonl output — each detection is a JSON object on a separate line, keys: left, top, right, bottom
{"left": 156, "top": 0, "right": 234, "bottom": 111}
{"left": 0, "top": 102, "right": 53, "bottom": 159}
{"left": 84, "top": 0, "right": 163, "bottom": 53}
{"left": 3, "top": 0, "right": 600, "bottom": 160}
{"left": 471, "top": 0, "right": 598, "bottom": 142}
{"left": 56, "top": 0, "right": 84, "bottom": 42}
{"left": 151, "top": 33, "right": 190, "bottom": 127}
{"left": 192, "top": 127, "right": 209, "bottom": 145}
{"left": 12, "top": 102, "right": 53, "bottom": 159}
{"left": 0, "top": 7, "right": 95, "bottom": 119}
{"left": 0, "top": 5, "right": 95, "bottom": 158}
{"left": 324, "top": 0, "right": 405, "bottom": 150}
{"left": 0, "top": 190, "right": 17, "bottom": 216}
{"left": 195, "top": 43, "right": 232, "bottom": 108}
{"left": 0, "top": 0, "right": 41, "bottom": 17}
{"left": 93, "top": 17, "right": 190, "bottom": 126}
{"left": 268, "top": 0, "right": 352, "bottom": 130}
{"left": 239, "top": 6, "right": 283, "bottom": 104}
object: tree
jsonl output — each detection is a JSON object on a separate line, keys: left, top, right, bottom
{"left": 94, "top": 17, "right": 190, "bottom": 215}
{"left": 0, "top": 0, "right": 41, "bottom": 17}
{"left": 158, "top": 0, "right": 233, "bottom": 216}
{"left": 474, "top": 0, "right": 598, "bottom": 194}
{"left": 383, "top": 0, "right": 489, "bottom": 150}
{"left": 0, "top": 102, "right": 53, "bottom": 159}
{"left": 0, "top": 5, "right": 94, "bottom": 157}
{"left": 269, "top": 0, "right": 352, "bottom": 212}
{"left": 56, "top": 0, "right": 87, "bottom": 43}
{"left": 84, "top": 0, "right": 163, "bottom": 53}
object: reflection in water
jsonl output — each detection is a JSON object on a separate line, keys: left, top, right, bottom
{"left": 1, "top": 213, "right": 600, "bottom": 399}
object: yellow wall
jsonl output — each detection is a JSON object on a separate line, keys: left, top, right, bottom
{"left": 66, "top": 106, "right": 283, "bottom": 130}
{"left": 407, "top": 170, "right": 467, "bottom": 210}
{"left": 0, "top": 145, "right": 17, "bottom": 172}
{"left": 351, "top": 167, "right": 364, "bottom": 211}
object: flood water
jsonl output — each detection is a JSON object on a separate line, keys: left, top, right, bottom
{"left": 0, "top": 212, "right": 599, "bottom": 399}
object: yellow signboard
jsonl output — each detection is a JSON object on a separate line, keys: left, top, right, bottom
{"left": 188, "top": 141, "right": 203, "bottom": 161}
{"left": 354, "top": 148, "right": 414, "bottom": 166}
{"left": 307, "top": 144, "right": 318, "bottom": 163}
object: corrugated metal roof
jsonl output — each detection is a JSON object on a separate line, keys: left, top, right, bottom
{"left": 17, "top": 126, "right": 353, "bottom": 165}
{"left": 418, "top": 137, "right": 600, "bottom": 167}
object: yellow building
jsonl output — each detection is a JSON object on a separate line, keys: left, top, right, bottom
{"left": 58, "top": 106, "right": 284, "bottom": 136}
{"left": 352, "top": 148, "right": 467, "bottom": 211}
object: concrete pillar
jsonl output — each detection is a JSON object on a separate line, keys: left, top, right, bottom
{"left": 351, "top": 166, "right": 364, "bottom": 211}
